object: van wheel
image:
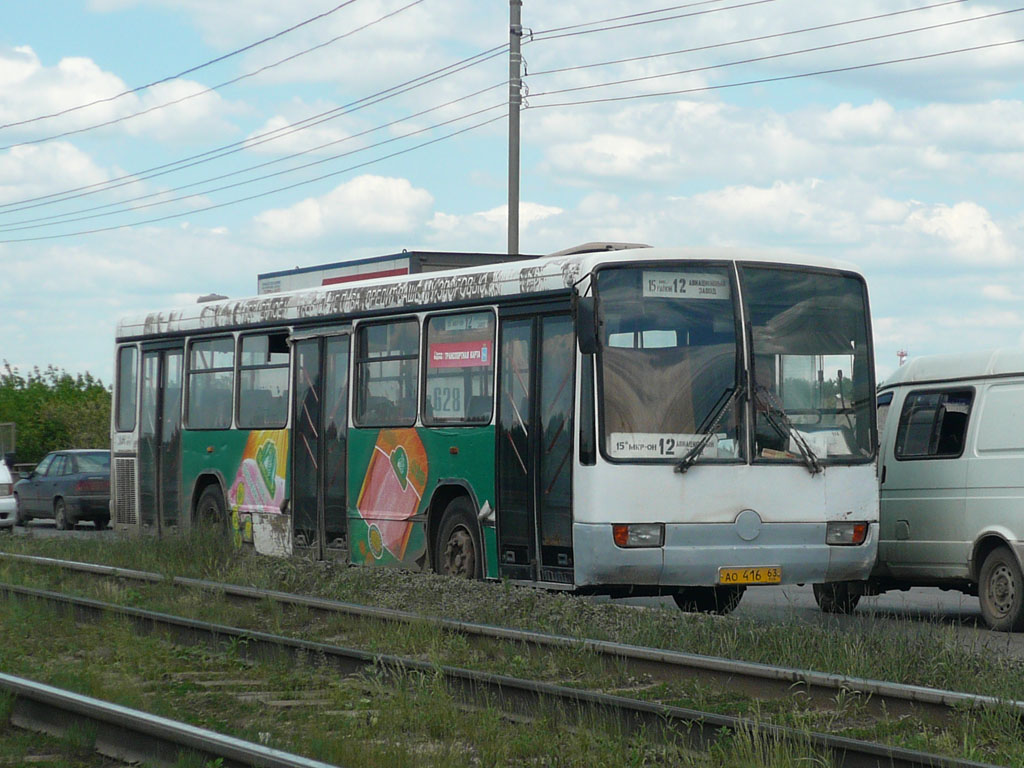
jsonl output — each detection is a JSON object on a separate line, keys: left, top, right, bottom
{"left": 436, "top": 497, "right": 481, "bottom": 579}
{"left": 673, "top": 586, "right": 745, "bottom": 615}
{"left": 813, "top": 582, "right": 861, "bottom": 614}
{"left": 979, "top": 547, "right": 1024, "bottom": 632}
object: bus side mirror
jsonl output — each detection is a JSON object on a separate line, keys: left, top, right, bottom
{"left": 573, "top": 295, "right": 598, "bottom": 355}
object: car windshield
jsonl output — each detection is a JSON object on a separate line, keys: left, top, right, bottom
{"left": 740, "top": 265, "right": 874, "bottom": 462}
{"left": 596, "top": 264, "right": 743, "bottom": 462}
{"left": 76, "top": 453, "right": 110, "bottom": 472}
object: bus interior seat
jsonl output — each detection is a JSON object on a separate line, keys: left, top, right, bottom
{"left": 467, "top": 395, "right": 492, "bottom": 421}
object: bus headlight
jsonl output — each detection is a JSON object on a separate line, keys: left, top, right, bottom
{"left": 826, "top": 521, "right": 868, "bottom": 546}
{"left": 612, "top": 523, "right": 664, "bottom": 548}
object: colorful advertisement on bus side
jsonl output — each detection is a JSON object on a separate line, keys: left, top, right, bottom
{"left": 347, "top": 426, "right": 495, "bottom": 574}
{"left": 182, "top": 428, "right": 289, "bottom": 545}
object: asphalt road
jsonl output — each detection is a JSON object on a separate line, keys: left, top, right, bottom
{"left": 613, "top": 584, "right": 1024, "bottom": 658}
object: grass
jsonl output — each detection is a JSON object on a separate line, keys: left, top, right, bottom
{"left": 0, "top": 595, "right": 837, "bottom": 767}
{"left": 0, "top": 531, "right": 1022, "bottom": 765}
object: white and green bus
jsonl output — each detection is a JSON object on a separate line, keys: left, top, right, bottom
{"left": 111, "top": 244, "right": 878, "bottom": 612}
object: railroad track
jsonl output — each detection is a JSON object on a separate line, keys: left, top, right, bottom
{"left": 2, "top": 551, "right": 1019, "bottom": 724}
{"left": 0, "top": 580, "right": 1005, "bottom": 768}
{"left": 0, "top": 670, "right": 341, "bottom": 768}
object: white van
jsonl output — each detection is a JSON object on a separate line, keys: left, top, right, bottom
{"left": 814, "top": 349, "right": 1024, "bottom": 631}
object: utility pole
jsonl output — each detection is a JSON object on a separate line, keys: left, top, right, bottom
{"left": 507, "top": 0, "right": 522, "bottom": 256}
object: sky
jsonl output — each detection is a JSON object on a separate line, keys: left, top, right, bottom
{"left": 1, "top": 0, "right": 1023, "bottom": 384}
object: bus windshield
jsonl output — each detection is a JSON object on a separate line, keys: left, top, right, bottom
{"left": 596, "top": 265, "right": 743, "bottom": 462}
{"left": 740, "top": 265, "right": 873, "bottom": 463}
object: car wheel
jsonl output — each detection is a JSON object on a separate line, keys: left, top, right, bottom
{"left": 812, "top": 582, "right": 862, "bottom": 614}
{"left": 979, "top": 546, "right": 1024, "bottom": 632}
{"left": 436, "top": 497, "right": 481, "bottom": 579}
{"left": 54, "top": 499, "right": 69, "bottom": 531}
{"left": 194, "top": 485, "right": 228, "bottom": 537}
{"left": 94, "top": 516, "right": 110, "bottom": 531}
{"left": 673, "top": 586, "right": 745, "bottom": 615}
{"left": 13, "top": 495, "right": 26, "bottom": 527}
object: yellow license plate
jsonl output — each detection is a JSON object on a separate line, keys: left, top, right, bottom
{"left": 718, "top": 566, "right": 781, "bottom": 585}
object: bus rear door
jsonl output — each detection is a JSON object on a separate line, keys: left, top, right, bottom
{"left": 291, "top": 330, "right": 351, "bottom": 560}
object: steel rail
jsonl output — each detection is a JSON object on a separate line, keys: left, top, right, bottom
{"left": 2, "top": 551, "right": 1019, "bottom": 722}
{"left": 0, "top": 670, "right": 343, "bottom": 768}
{"left": 0, "top": 581, "right": 1004, "bottom": 768}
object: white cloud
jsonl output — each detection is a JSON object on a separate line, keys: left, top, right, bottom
{"left": 982, "top": 284, "right": 1019, "bottom": 301}
{"left": 905, "top": 201, "right": 1016, "bottom": 265}
{"left": 0, "top": 45, "right": 240, "bottom": 144}
{"left": 0, "top": 142, "right": 111, "bottom": 204}
{"left": 252, "top": 174, "right": 433, "bottom": 241}
{"left": 427, "top": 202, "right": 563, "bottom": 246}
{"left": 546, "top": 134, "right": 671, "bottom": 179}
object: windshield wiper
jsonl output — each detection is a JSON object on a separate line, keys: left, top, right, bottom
{"left": 755, "top": 386, "right": 822, "bottom": 475}
{"left": 675, "top": 384, "right": 743, "bottom": 474}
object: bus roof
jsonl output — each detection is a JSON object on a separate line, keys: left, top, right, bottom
{"left": 880, "top": 348, "right": 1024, "bottom": 390}
{"left": 116, "top": 246, "right": 862, "bottom": 340}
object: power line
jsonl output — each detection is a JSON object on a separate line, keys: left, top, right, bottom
{"left": 0, "top": 0, "right": 426, "bottom": 152}
{"left": 527, "top": 7, "right": 1023, "bottom": 100}
{"left": 526, "top": 38, "right": 1024, "bottom": 109}
{"left": 0, "top": 1, "right": 364, "bottom": 131}
{"left": 529, "top": 0, "right": 777, "bottom": 43}
{"left": 0, "top": 114, "right": 505, "bottom": 244}
{"left": 0, "top": 43, "right": 508, "bottom": 213}
{"left": 529, "top": 0, "right": 968, "bottom": 76}
{"left": 529, "top": 0, "right": 732, "bottom": 36}
{"left": 0, "top": 86, "right": 506, "bottom": 230}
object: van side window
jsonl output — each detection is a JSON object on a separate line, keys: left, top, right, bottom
{"left": 876, "top": 391, "right": 893, "bottom": 446}
{"left": 894, "top": 389, "right": 973, "bottom": 460}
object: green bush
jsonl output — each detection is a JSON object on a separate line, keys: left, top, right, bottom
{"left": 0, "top": 362, "right": 111, "bottom": 463}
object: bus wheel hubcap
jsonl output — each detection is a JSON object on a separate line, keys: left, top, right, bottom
{"left": 444, "top": 528, "right": 474, "bottom": 577}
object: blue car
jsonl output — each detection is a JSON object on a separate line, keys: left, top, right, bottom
{"left": 14, "top": 450, "right": 111, "bottom": 530}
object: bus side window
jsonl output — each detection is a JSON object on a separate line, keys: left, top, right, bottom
{"left": 187, "top": 336, "right": 234, "bottom": 429}
{"left": 238, "top": 332, "right": 290, "bottom": 429}
{"left": 355, "top": 319, "right": 419, "bottom": 427}
{"left": 423, "top": 311, "right": 495, "bottom": 425}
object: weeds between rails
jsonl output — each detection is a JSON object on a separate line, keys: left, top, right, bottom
{"left": 0, "top": 533, "right": 1022, "bottom": 765}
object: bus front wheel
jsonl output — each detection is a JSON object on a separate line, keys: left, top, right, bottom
{"left": 812, "top": 582, "right": 861, "bottom": 614}
{"left": 436, "top": 497, "right": 481, "bottom": 580}
{"left": 673, "top": 586, "right": 745, "bottom": 615}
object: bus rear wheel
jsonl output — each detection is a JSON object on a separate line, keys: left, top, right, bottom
{"left": 979, "top": 546, "right": 1024, "bottom": 632}
{"left": 194, "top": 485, "right": 228, "bottom": 536}
{"left": 673, "top": 586, "right": 745, "bottom": 615}
{"left": 436, "top": 497, "right": 481, "bottom": 580}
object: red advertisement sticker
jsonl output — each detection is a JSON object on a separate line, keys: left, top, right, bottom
{"left": 429, "top": 341, "right": 491, "bottom": 368}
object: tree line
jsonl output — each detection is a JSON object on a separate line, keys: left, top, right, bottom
{"left": 0, "top": 362, "right": 111, "bottom": 465}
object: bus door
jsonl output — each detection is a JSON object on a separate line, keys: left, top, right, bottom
{"left": 497, "top": 310, "right": 576, "bottom": 584}
{"left": 138, "top": 343, "right": 184, "bottom": 535}
{"left": 291, "top": 330, "right": 351, "bottom": 560}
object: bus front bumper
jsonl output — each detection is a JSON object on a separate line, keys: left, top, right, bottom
{"left": 572, "top": 521, "right": 878, "bottom": 588}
